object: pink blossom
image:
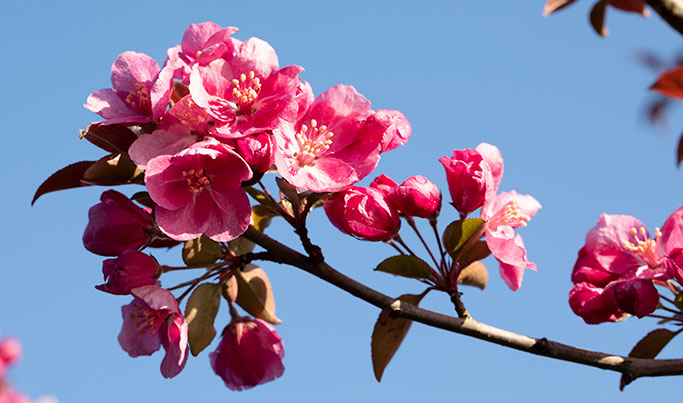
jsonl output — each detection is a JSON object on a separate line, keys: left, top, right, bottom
{"left": 274, "top": 85, "right": 394, "bottom": 192}
{"left": 210, "top": 318, "right": 284, "bottom": 391}
{"left": 0, "top": 338, "right": 21, "bottom": 367}
{"left": 439, "top": 149, "right": 494, "bottom": 216}
{"left": 189, "top": 37, "right": 303, "bottom": 138}
{"left": 569, "top": 209, "right": 683, "bottom": 324}
{"left": 234, "top": 132, "right": 274, "bottom": 174}
{"left": 84, "top": 51, "right": 170, "bottom": 125}
{"left": 82, "top": 190, "right": 153, "bottom": 256}
{"left": 475, "top": 143, "right": 504, "bottom": 192}
{"left": 482, "top": 191, "right": 541, "bottom": 291}
{"left": 324, "top": 186, "right": 400, "bottom": 242}
{"left": 369, "top": 174, "right": 398, "bottom": 197}
{"left": 118, "top": 285, "right": 188, "bottom": 378}
{"left": 369, "top": 110, "right": 412, "bottom": 153}
{"left": 96, "top": 250, "right": 159, "bottom": 295}
{"left": 386, "top": 175, "right": 441, "bottom": 218}
{"left": 0, "top": 388, "right": 31, "bottom": 403}
{"left": 144, "top": 139, "right": 253, "bottom": 242}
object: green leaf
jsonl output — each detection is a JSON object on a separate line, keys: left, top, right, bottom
{"left": 184, "top": 283, "right": 221, "bottom": 356}
{"left": 674, "top": 292, "right": 683, "bottom": 311}
{"left": 79, "top": 123, "right": 138, "bottom": 154}
{"left": 375, "top": 255, "right": 433, "bottom": 280}
{"left": 252, "top": 204, "right": 275, "bottom": 232}
{"left": 589, "top": 0, "right": 609, "bottom": 37}
{"left": 32, "top": 161, "right": 95, "bottom": 205}
{"left": 235, "top": 264, "right": 281, "bottom": 324}
{"left": 82, "top": 153, "right": 144, "bottom": 186}
{"left": 457, "top": 262, "right": 489, "bottom": 290}
{"left": 221, "top": 275, "right": 238, "bottom": 302}
{"left": 275, "top": 177, "right": 300, "bottom": 204}
{"left": 228, "top": 236, "right": 255, "bottom": 256}
{"left": 371, "top": 293, "right": 426, "bottom": 382}
{"left": 620, "top": 328, "right": 678, "bottom": 390}
{"left": 182, "top": 235, "right": 222, "bottom": 266}
{"left": 245, "top": 186, "right": 280, "bottom": 212}
{"left": 458, "top": 241, "right": 491, "bottom": 269}
{"left": 442, "top": 218, "right": 486, "bottom": 258}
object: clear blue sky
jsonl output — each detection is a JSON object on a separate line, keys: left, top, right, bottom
{"left": 3, "top": 1, "right": 683, "bottom": 402}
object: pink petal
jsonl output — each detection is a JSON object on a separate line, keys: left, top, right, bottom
{"left": 181, "top": 22, "right": 224, "bottom": 55}
{"left": 585, "top": 213, "right": 646, "bottom": 274}
{"left": 118, "top": 300, "right": 162, "bottom": 357}
{"left": 487, "top": 232, "right": 535, "bottom": 291}
{"left": 129, "top": 127, "right": 198, "bottom": 169}
{"left": 160, "top": 314, "right": 188, "bottom": 378}
{"left": 111, "top": 51, "right": 160, "bottom": 92}
{"left": 228, "top": 37, "right": 280, "bottom": 79}
{"left": 475, "top": 143, "right": 504, "bottom": 192}
{"left": 203, "top": 189, "right": 252, "bottom": 242}
{"left": 84, "top": 89, "right": 137, "bottom": 119}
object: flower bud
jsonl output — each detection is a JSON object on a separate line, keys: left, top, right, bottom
{"left": 235, "top": 132, "right": 274, "bottom": 174}
{"left": 83, "top": 190, "right": 153, "bottom": 256}
{"left": 386, "top": 175, "right": 441, "bottom": 218}
{"left": 439, "top": 149, "right": 493, "bottom": 216}
{"left": 369, "top": 174, "right": 398, "bottom": 197}
{"left": 96, "top": 249, "right": 159, "bottom": 295}
{"left": 324, "top": 186, "right": 400, "bottom": 242}
{"left": 210, "top": 318, "right": 285, "bottom": 391}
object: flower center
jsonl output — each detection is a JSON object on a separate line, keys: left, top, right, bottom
{"left": 623, "top": 227, "right": 662, "bottom": 268}
{"left": 293, "top": 119, "right": 334, "bottom": 167}
{"left": 487, "top": 200, "right": 530, "bottom": 231}
{"left": 125, "top": 82, "right": 152, "bottom": 115}
{"left": 232, "top": 71, "right": 261, "bottom": 112}
{"left": 129, "top": 305, "right": 167, "bottom": 336}
{"left": 183, "top": 168, "right": 210, "bottom": 192}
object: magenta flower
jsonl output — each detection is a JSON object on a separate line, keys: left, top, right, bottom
{"left": 84, "top": 51, "right": 170, "bottom": 125}
{"left": 118, "top": 285, "right": 188, "bottom": 378}
{"left": 82, "top": 190, "right": 153, "bottom": 256}
{"left": 145, "top": 139, "right": 253, "bottom": 242}
{"left": 481, "top": 191, "right": 541, "bottom": 291}
{"left": 189, "top": 36, "right": 303, "bottom": 138}
{"left": 386, "top": 175, "right": 441, "bottom": 218}
{"left": 235, "top": 132, "right": 274, "bottom": 174}
{"left": 275, "top": 84, "right": 401, "bottom": 192}
{"left": 569, "top": 209, "right": 683, "bottom": 324}
{"left": 324, "top": 186, "right": 400, "bottom": 242}
{"left": 0, "top": 338, "right": 21, "bottom": 367}
{"left": 369, "top": 174, "right": 398, "bottom": 197}
{"left": 210, "top": 318, "right": 285, "bottom": 391}
{"left": 439, "top": 149, "right": 494, "bottom": 216}
{"left": 96, "top": 250, "right": 159, "bottom": 295}
{"left": 368, "top": 109, "right": 412, "bottom": 153}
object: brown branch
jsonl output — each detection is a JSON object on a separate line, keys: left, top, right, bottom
{"left": 242, "top": 226, "right": 683, "bottom": 382}
{"left": 647, "top": 0, "right": 683, "bottom": 36}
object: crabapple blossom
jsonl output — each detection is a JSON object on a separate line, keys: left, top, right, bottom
{"left": 324, "top": 186, "right": 400, "bottom": 242}
{"left": 96, "top": 250, "right": 159, "bottom": 295}
{"left": 210, "top": 318, "right": 285, "bottom": 391}
{"left": 386, "top": 175, "right": 441, "bottom": 218}
{"left": 440, "top": 149, "right": 494, "bottom": 216}
{"left": 475, "top": 142, "right": 504, "bottom": 192}
{"left": 369, "top": 174, "right": 398, "bottom": 197}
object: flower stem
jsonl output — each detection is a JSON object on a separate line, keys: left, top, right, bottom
{"left": 406, "top": 216, "right": 441, "bottom": 272}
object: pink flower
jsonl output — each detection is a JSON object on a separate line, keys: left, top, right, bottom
{"left": 189, "top": 37, "right": 303, "bottom": 138}
{"left": 96, "top": 250, "right": 159, "bottom": 295}
{"left": 84, "top": 51, "right": 170, "bottom": 125}
{"left": 274, "top": 85, "right": 398, "bottom": 192}
{"left": 369, "top": 174, "right": 398, "bottom": 197}
{"left": 324, "top": 186, "right": 400, "bottom": 242}
{"left": 234, "top": 132, "right": 274, "bottom": 174}
{"left": 475, "top": 143, "right": 504, "bottom": 192}
{"left": 210, "top": 318, "right": 284, "bottom": 391}
{"left": 144, "top": 139, "right": 253, "bottom": 242}
{"left": 386, "top": 175, "right": 441, "bottom": 218}
{"left": 439, "top": 149, "right": 494, "bottom": 216}
{"left": 0, "top": 388, "right": 31, "bottom": 403}
{"left": 118, "top": 285, "right": 188, "bottom": 378}
{"left": 82, "top": 190, "right": 153, "bottom": 256}
{"left": 569, "top": 209, "right": 683, "bottom": 324}
{"left": 0, "top": 338, "right": 21, "bottom": 367}
{"left": 364, "top": 109, "right": 411, "bottom": 153}
{"left": 482, "top": 191, "right": 541, "bottom": 291}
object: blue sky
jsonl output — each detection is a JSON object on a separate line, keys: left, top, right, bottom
{"left": 3, "top": 1, "right": 683, "bottom": 402}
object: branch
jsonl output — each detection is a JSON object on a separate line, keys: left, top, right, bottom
{"left": 243, "top": 226, "right": 683, "bottom": 382}
{"left": 647, "top": 0, "right": 683, "bottom": 36}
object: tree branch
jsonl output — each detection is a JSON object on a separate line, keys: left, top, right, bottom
{"left": 243, "top": 226, "right": 683, "bottom": 382}
{"left": 647, "top": 0, "right": 683, "bottom": 36}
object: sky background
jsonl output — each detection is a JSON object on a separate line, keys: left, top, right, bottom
{"left": 3, "top": 0, "right": 683, "bottom": 402}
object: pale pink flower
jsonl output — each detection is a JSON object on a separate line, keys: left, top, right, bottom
{"left": 84, "top": 51, "right": 170, "bottom": 125}
{"left": 386, "top": 175, "right": 441, "bottom": 218}
{"left": 96, "top": 249, "right": 159, "bottom": 295}
{"left": 210, "top": 318, "right": 284, "bottom": 391}
{"left": 475, "top": 143, "right": 504, "bottom": 192}
{"left": 481, "top": 191, "right": 541, "bottom": 291}
{"left": 324, "top": 186, "right": 400, "bottom": 242}
{"left": 118, "top": 285, "right": 188, "bottom": 378}
{"left": 440, "top": 149, "right": 494, "bottom": 216}
{"left": 144, "top": 139, "right": 252, "bottom": 242}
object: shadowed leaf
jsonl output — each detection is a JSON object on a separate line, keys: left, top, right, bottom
{"left": 235, "top": 264, "right": 281, "bottom": 324}
{"left": 443, "top": 218, "right": 485, "bottom": 258}
{"left": 458, "top": 261, "right": 489, "bottom": 290}
{"left": 185, "top": 283, "right": 221, "bottom": 356}
{"left": 222, "top": 275, "right": 238, "bottom": 302}
{"left": 678, "top": 134, "right": 683, "bottom": 167}
{"left": 590, "top": 0, "right": 609, "bottom": 37}
{"left": 82, "top": 153, "right": 144, "bottom": 186}
{"left": 32, "top": 161, "right": 95, "bottom": 205}
{"left": 183, "top": 235, "right": 222, "bottom": 266}
{"left": 651, "top": 66, "right": 683, "bottom": 99}
{"left": 620, "top": 328, "right": 678, "bottom": 390}
{"left": 79, "top": 123, "right": 138, "bottom": 154}
{"left": 458, "top": 240, "right": 491, "bottom": 269}
{"left": 375, "top": 255, "right": 433, "bottom": 280}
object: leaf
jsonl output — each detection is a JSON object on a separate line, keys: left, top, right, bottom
{"left": 82, "top": 153, "right": 144, "bottom": 186}
{"left": 32, "top": 161, "right": 95, "bottom": 205}
{"left": 252, "top": 204, "right": 275, "bottom": 232}
{"left": 130, "top": 191, "right": 155, "bottom": 209}
{"left": 375, "top": 255, "right": 433, "bottom": 280}
{"left": 222, "top": 275, "right": 238, "bottom": 302}
{"left": 79, "top": 123, "right": 138, "bottom": 154}
{"left": 620, "top": 328, "right": 678, "bottom": 390}
{"left": 275, "top": 177, "right": 300, "bottom": 204}
{"left": 590, "top": 0, "right": 609, "bottom": 37}
{"left": 182, "top": 235, "right": 222, "bottom": 266}
{"left": 458, "top": 262, "right": 489, "bottom": 290}
{"left": 651, "top": 66, "right": 683, "bottom": 100}
{"left": 442, "top": 218, "right": 486, "bottom": 258}
{"left": 245, "top": 186, "right": 280, "bottom": 212}
{"left": 184, "top": 283, "right": 221, "bottom": 356}
{"left": 542, "top": 0, "right": 578, "bottom": 16}
{"left": 235, "top": 264, "right": 281, "bottom": 324}
{"left": 677, "top": 133, "right": 683, "bottom": 167}
{"left": 371, "top": 293, "right": 426, "bottom": 382}
{"left": 674, "top": 291, "right": 683, "bottom": 311}
{"left": 228, "top": 236, "right": 255, "bottom": 255}
{"left": 458, "top": 241, "right": 491, "bottom": 269}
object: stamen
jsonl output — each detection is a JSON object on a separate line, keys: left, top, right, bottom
{"left": 183, "top": 168, "right": 211, "bottom": 193}
{"left": 622, "top": 226, "right": 662, "bottom": 268}
{"left": 487, "top": 201, "right": 530, "bottom": 231}
{"left": 294, "top": 119, "right": 335, "bottom": 167}
{"left": 124, "top": 82, "right": 152, "bottom": 114}
{"left": 231, "top": 70, "right": 261, "bottom": 112}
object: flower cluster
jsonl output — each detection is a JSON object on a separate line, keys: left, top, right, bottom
{"left": 0, "top": 337, "right": 56, "bottom": 403}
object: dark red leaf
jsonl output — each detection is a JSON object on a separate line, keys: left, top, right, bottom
{"left": 32, "top": 161, "right": 95, "bottom": 205}
{"left": 590, "top": 0, "right": 609, "bottom": 37}
{"left": 677, "top": 133, "right": 683, "bottom": 167}
{"left": 651, "top": 66, "right": 683, "bottom": 100}
{"left": 610, "top": 0, "right": 648, "bottom": 16}
{"left": 542, "top": 0, "right": 578, "bottom": 16}
{"left": 79, "top": 124, "right": 138, "bottom": 154}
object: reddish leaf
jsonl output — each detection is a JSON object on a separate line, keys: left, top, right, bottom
{"left": 678, "top": 133, "right": 683, "bottom": 167}
{"left": 590, "top": 0, "right": 609, "bottom": 37}
{"left": 651, "top": 66, "right": 683, "bottom": 100}
{"left": 79, "top": 124, "right": 138, "bottom": 154}
{"left": 542, "top": 0, "right": 578, "bottom": 16}
{"left": 32, "top": 161, "right": 95, "bottom": 205}
{"left": 620, "top": 328, "right": 678, "bottom": 390}
{"left": 610, "top": 0, "right": 649, "bottom": 16}
{"left": 82, "top": 153, "right": 144, "bottom": 186}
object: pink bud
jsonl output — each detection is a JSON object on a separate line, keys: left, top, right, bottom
{"left": 386, "top": 175, "right": 441, "bottom": 218}
{"left": 235, "top": 132, "right": 274, "bottom": 174}
{"left": 210, "top": 318, "right": 285, "bottom": 391}
{"left": 83, "top": 190, "right": 153, "bottom": 256}
{"left": 369, "top": 174, "right": 398, "bottom": 197}
{"left": 96, "top": 250, "right": 159, "bottom": 295}
{"left": 439, "top": 149, "right": 494, "bottom": 216}
{"left": 324, "top": 186, "right": 400, "bottom": 242}
{"left": 0, "top": 338, "right": 21, "bottom": 367}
